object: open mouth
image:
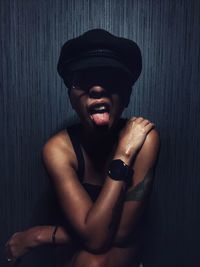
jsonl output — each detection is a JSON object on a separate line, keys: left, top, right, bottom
{"left": 88, "top": 103, "right": 111, "bottom": 126}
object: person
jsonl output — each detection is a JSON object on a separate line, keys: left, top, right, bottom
{"left": 5, "top": 29, "right": 160, "bottom": 267}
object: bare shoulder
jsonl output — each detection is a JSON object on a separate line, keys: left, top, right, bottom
{"left": 131, "top": 116, "right": 160, "bottom": 147}
{"left": 43, "top": 130, "right": 72, "bottom": 157}
{"left": 42, "top": 130, "right": 77, "bottom": 171}
{"left": 127, "top": 116, "right": 160, "bottom": 152}
{"left": 145, "top": 128, "right": 160, "bottom": 148}
{"left": 133, "top": 125, "right": 160, "bottom": 171}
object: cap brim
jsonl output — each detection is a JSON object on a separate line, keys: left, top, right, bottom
{"left": 66, "top": 57, "right": 134, "bottom": 80}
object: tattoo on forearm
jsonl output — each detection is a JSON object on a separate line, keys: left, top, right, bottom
{"left": 125, "top": 168, "right": 155, "bottom": 201}
{"left": 109, "top": 188, "right": 125, "bottom": 231}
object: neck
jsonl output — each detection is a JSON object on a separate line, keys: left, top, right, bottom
{"left": 83, "top": 128, "right": 114, "bottom": 148}
{"left": 80, "top": 121, "right": 122, "bottom": 156}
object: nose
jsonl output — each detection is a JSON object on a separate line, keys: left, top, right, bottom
{"left": 89, "top": 86, "right": 108, "bottom": 99}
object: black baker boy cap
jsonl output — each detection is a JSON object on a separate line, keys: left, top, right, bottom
{"left": 57, "top": 29, "right": 142, "bottom": 86}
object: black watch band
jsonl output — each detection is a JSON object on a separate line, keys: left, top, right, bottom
{"left": 107, "top": 159, "right": 134, "bottom": 184}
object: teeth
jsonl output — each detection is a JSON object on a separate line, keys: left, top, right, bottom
{"left": 89, "top": 104, "right": 109, "bottom": 114}
{"left": 93, "top": 105, "right": 106, "bottom": 111}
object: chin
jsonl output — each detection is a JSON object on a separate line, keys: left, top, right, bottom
{"left": 93, "top": 117, "right": 120, "bottom": 134}
{"left": 82, "top": 113, "right": 120, "bottom": 135}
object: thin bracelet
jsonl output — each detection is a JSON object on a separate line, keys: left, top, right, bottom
{"left": 52, "top": 226, "right": 58, "bottom": 245}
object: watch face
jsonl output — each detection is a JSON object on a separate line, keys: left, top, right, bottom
{"left": 108, "top": 159, "right": 130, "bottom": 180}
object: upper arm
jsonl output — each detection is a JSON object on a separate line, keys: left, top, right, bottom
{"left": 128, "top": 127, "right": 160, "bottom": 196}
{"left": 42, "top": 132, "right": 93, "bottom": 238}
{"left": 114, "top": 128, "right": 160, "bottom": 243}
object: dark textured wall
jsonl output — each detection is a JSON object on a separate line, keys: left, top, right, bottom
{"left": 1, "top": 1, "right": 200, "bottom": 266}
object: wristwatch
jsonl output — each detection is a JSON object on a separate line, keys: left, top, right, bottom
{"left": 107, "top": 159, "right": 134, "bottom": 184}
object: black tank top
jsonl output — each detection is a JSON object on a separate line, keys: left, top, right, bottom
{"left": 67, "top": 124, "right": 102, "bottom": 202}
{"left": 66, "top": 119, "right": 128, "bottom": 201}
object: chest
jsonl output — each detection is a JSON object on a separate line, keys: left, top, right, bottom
{"left": 81, "top": 146, "right": 114, "bottom": 186}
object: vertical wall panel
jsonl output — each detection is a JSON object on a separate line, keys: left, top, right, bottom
{"left": 1, "top": 0, "right": 200, "bottom": 266}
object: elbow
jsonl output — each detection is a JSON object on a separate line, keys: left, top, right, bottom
{"left": 113, "top": 228, "right": 133, "bottom": 247}
{"left": 79, "top": 222, "right": 114, "bottom": 254}
{"left": 83, "top": 236, "right": 113, "bottom": 254}
{"left": 84, "top": 244, "right": 111, "bottom": 254}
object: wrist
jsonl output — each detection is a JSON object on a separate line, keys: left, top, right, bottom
{"left": 113, "top": 154, "right": 131, "bottom": 166}
{"left": 113, "top": 151, "right": 133, "bottom": 166}
{"left": 107, "top": 159, "right": 134, "bottom": 186}
{"left": 29, "top": 226, "right": 54, "bottom": 247}
{"left": 52, "top": 226, "right": 58, "bottom": 245}
{"left": 114, "top": 144, "right": 139, "bottom": 165}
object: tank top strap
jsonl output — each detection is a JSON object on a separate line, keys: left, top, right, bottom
{"left": 66, "top": 124, "right": 85, "bottom": 181}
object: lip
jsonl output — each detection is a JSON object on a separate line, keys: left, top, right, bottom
{"left": 87, "top": 100, "right": 111, "bottom": 114}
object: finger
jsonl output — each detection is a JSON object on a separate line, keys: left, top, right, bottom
{"left": 130, "top": 116, "right": 137, "bottom": 121}
{"left": 128, "top": 117, "right": 137, "bottom": 124}
{"left": 6, "top": 256, "right": 19, "bottom": 265}
{"left": 141, "top": 119, "right": 151, "bottom": 127}
{"left": 144, "top": 123, "right": 155, "bottom": 133}
{"left": 6, "top": 255, "right": 13, "bottom": 264}
{"left": 135, "top": 117, "right": 144, "bottom": 123}
{"left": 5, "top": 253, "right": 14, "bottom": 265}
{"left": 5, "top": 246, "right": 16, "bottom": 265}
{"left": 4, "top": 243, "right": 14, "bottom": 265}
{"left": 5, "top": 244, "right": 12, "bottom": 259}
{"left": 5, "top": 238, "right": 11, "bottom": 247}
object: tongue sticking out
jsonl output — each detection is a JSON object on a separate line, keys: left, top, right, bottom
{"left": 91, "top": 112, "right": 110, "bottom": 126}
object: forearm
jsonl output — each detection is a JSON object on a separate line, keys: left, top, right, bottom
{"left": 27, "top": 225, "right": 71, "bottom": 247}
{"left": 78, "top": 152, "right": 135, "bottom": 251}
{"left": 5, "top": 225, "right": 72, "bottom": 262}
{"left": 112, "top": 166, "right": 157, "bottom": 247}
{"left": 55, "top": 161, "right": 135, "bottom": 253}
{"left": 82, "top": 178, "right": 126, "bottom": 251}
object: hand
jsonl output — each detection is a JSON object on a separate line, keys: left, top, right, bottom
{"left": 5, "top": 228, "right": 39, "bottom": 264}
{"left": 116, "top": 117, "right": 155, "bottom": 164}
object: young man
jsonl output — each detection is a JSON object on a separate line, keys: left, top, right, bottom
{"left": 6, "top": 29, "right": 160, "bottom": 267}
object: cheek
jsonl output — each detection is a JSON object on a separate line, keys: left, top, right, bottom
{"left": 69, "top": 90, "right": 83, "bottom": 110}
{"left": 70, "top": 96, "right": 79, "bottom": 110}
{"left": 69, "top": 92, "right": 88, "bottom": 121}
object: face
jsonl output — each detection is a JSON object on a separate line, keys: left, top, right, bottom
{"left": 68, "top": 67, "right": 132, "bottom": 133}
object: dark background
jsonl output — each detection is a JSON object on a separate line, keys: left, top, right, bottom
{"left": 1, "top": 0, "right": 200, "bottom": 266}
